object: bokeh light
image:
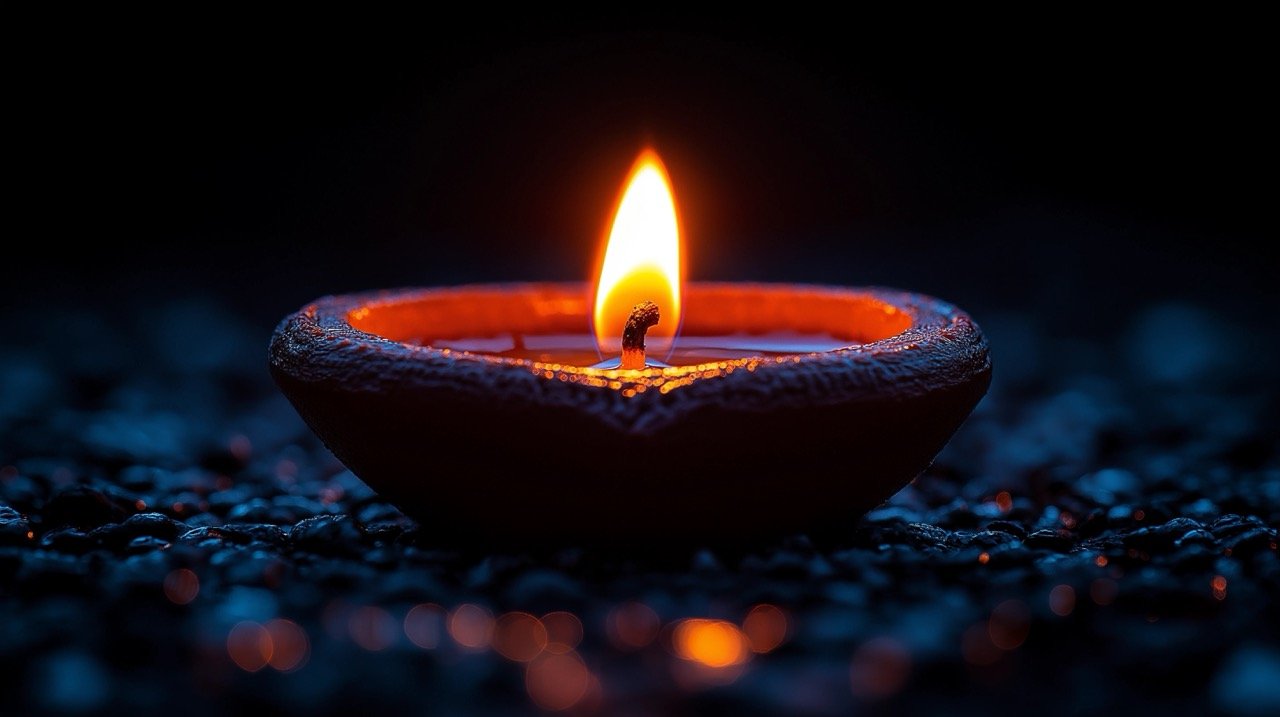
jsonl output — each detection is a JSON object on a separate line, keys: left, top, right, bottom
{"left": 541, "top": 611, "right": 583, "bottom": 654}
{"left": 163, "top": 568, "right": 199, "bottom": 605}
{"left": 988, "top": 600, "right": 1030, "bottom": 651}
{"left": 227, "top": 621, "right": 272, "bottom": 672}
{"left": 1091, "top": 578, "right": 1119, "bottom": 606}
{"left": 995, "top": 491, "right": 1013, "bottom": 513}
{"left": 742, "top": 604, "right": 788, "bottom": 653}
{"left": 449, "top": 604, "right": 495, "bottom": 651}
{"left": 228, "top": 434, "right": 252, "bottom": 463}
{"left": 525, "top": 650, "right": 590, "bottom": 711}
{"left": 265, "top": 619, "right": 309, "bottom": 672}
{"left": 1049, "top": 585, "right": 1076, "bottom": 617}
{"left": 348, "top": 606, "right": 398, "bottom": 651}
{"left": 404, "top": 603, "right": 445, "bottom": 649}
{"left": 962, "top": 623, "right": 1001, "bottom": 666}
{"left": 850, "top": 637, "right": 911, "bottom": 698}
{"left": 607, "top": 602, "right": 660, "bottom": 650}
{"left": 672, "top": 619, "right": 750, "bottom": 668}
{"left": 493, "top": 612, "right": 549, "bottom": 663}
{"left": 1212, "top": 575, "right": 1228, "bottom": 601}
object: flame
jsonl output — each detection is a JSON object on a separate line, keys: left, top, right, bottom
{"left": 592, "top": 149, "right": 682, "bottom": 359}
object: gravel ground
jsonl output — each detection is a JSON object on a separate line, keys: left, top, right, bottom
{"left": 2, "top": 299, "right": 1278, "bottom": 716}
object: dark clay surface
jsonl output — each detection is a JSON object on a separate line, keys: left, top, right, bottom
{"left": 269, "top": 283, "right": 991, "bottom": 540}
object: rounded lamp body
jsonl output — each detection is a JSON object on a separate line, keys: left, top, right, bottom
{"left": 269, "top": 283, "right": 991, "bottom": 543}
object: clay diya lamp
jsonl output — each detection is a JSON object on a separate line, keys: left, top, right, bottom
{"left": 270, "top": 151, "right": 991, "bottom": 543}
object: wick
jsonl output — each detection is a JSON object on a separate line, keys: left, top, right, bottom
{"left": 620, "top": 301, "right": 660, "bottom": 370}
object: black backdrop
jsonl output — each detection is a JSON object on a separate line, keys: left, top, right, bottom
{"left": 11, "top": 18, "right": 1271, "bottom": 339}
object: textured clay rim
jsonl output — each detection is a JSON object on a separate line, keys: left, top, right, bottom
{"left": 270, "top": 282, "right": 990, "bottom": 435}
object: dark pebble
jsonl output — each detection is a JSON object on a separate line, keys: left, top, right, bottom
{"left": 1211, "top": 514, "right": 1266, "bottom": 538}
{"left": 1125, "top": 517, "right": 1205, "bottom": 551}
{"left": 1174, "top": 529, "right": 1217, "bottom": 549}
{"left": 225, "top": 498, "right": 278, "bottom": 524}
{"left": 94, "top": 512, "right": 186, "bottom": 546}
{"left": 904, "top": 523, "right": 953, "bottom": 549}
{"left": 42, "top": 486, "right": 129, "bottom": 530}
{"left": 958, "top": 530, "right": 1019, "bottom": 549}
{"left": 1225, "top": 527, "right": 1278, "bottom": 556}
{"left": 289, "top": 515, "right": 365, "bottom": 556}
{"left": 0, "top": 505, "right": 32, "bottom": 546}
{"left": 125, "top": 536, "right": 170, "bottom": 554}
{"left": 38, "top": 528, "right": 95, "bottom": 554}
{"left": 985, "top": 520, "right": 1027, "bottom": 538}
{"left": 207, "top": 488, "right": 254, "bottom": 513}
{"left": 176, "top": 526, "right": 232, "bottom": 548}
{"left": 220, "top": 523, "right": 289, "bottom": 547}
{"left": 1025, "top": 529, "right": 1076, "bottom": 551}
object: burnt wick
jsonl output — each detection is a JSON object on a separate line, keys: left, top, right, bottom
{"left": 620, "top": 301, "right": 660, "bottom": 370}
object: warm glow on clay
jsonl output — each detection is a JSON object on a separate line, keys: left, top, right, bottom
{"left": 593, "top": 150, "right": 682, "bottom": 358}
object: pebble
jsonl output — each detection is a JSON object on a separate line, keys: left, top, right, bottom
{"left": 288, "top": 515, "right": 365, "bottom": 556}
{"left": 86, "top": 512, "right": 187, "bottom": 548}
{"left": 1024, "top": 529, "right": 1075, "bottom": 551}
{"left": 42, "top": 486, "right": 130, "bottom": 530}
{"left": 1125, "top": 517, "right": 1205, "bottom": 551}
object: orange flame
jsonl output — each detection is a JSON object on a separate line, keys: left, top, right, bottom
{"left": 592, "top": 149, "right": 682, "bottom": 359}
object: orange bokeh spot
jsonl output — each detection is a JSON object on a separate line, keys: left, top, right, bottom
{"left": 961, "top": 624, "right": 1001, "bottom": 667}
{"left": 988, "top": 600, "right": 1030, "bottom": 651}
{"left": 228, "top": 434, "right": 252, "bottom": 462}
{"left": 525, "top": 651, "right": 590, "bottom": 712}
{"left": 607, "top": 602, "right": 660, "bottom": 650}
{"left": 348, "top": 606, "right": 397, "bottom": 651}
{"left": 163, "top": 568, "right": 199, "bottom": 605}
{"left": 1212, "top": 575, "right": 1228, "bottom": 600}
{"left": 850, "top": 637, "right": 912, "bottom": 699}
{"left": 742, "top": 604, "right": 788, "bottom": 654}
{"left": 1049, "top": 585, "right": 1076, "bottom": 617}
{"left": 448, "top": 604, "right": 495, "bottom": 651}
{"left": 266, "top": 619, "right": 309, "bottom": 672}
{"left": 493, "top": 612, "right": 549, "bottom": 663}
{"left": 995, "top": 491, "right": 1013, "bottom": 513}
{"left": 227, "top": 621, "right": 272, "bottom": 672}
{"left": 1091, "top": 578, "right": 1119, "bottom": 606}
{"left": 672, "top": 619, "right": 750, "bottom": 668}
{"left": 404, "top": 603, "right": 445, "bottom": 649}
{"left": 541, "top": 611, "right": 583, "bottom": 654}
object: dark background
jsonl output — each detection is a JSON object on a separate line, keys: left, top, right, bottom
{"left": 11, "top": 18, "right": 1272, "bottom": 341}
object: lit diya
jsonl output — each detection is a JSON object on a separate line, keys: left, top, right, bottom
{"left": 270, "top": 150, "right": 991, "bottom": 542}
